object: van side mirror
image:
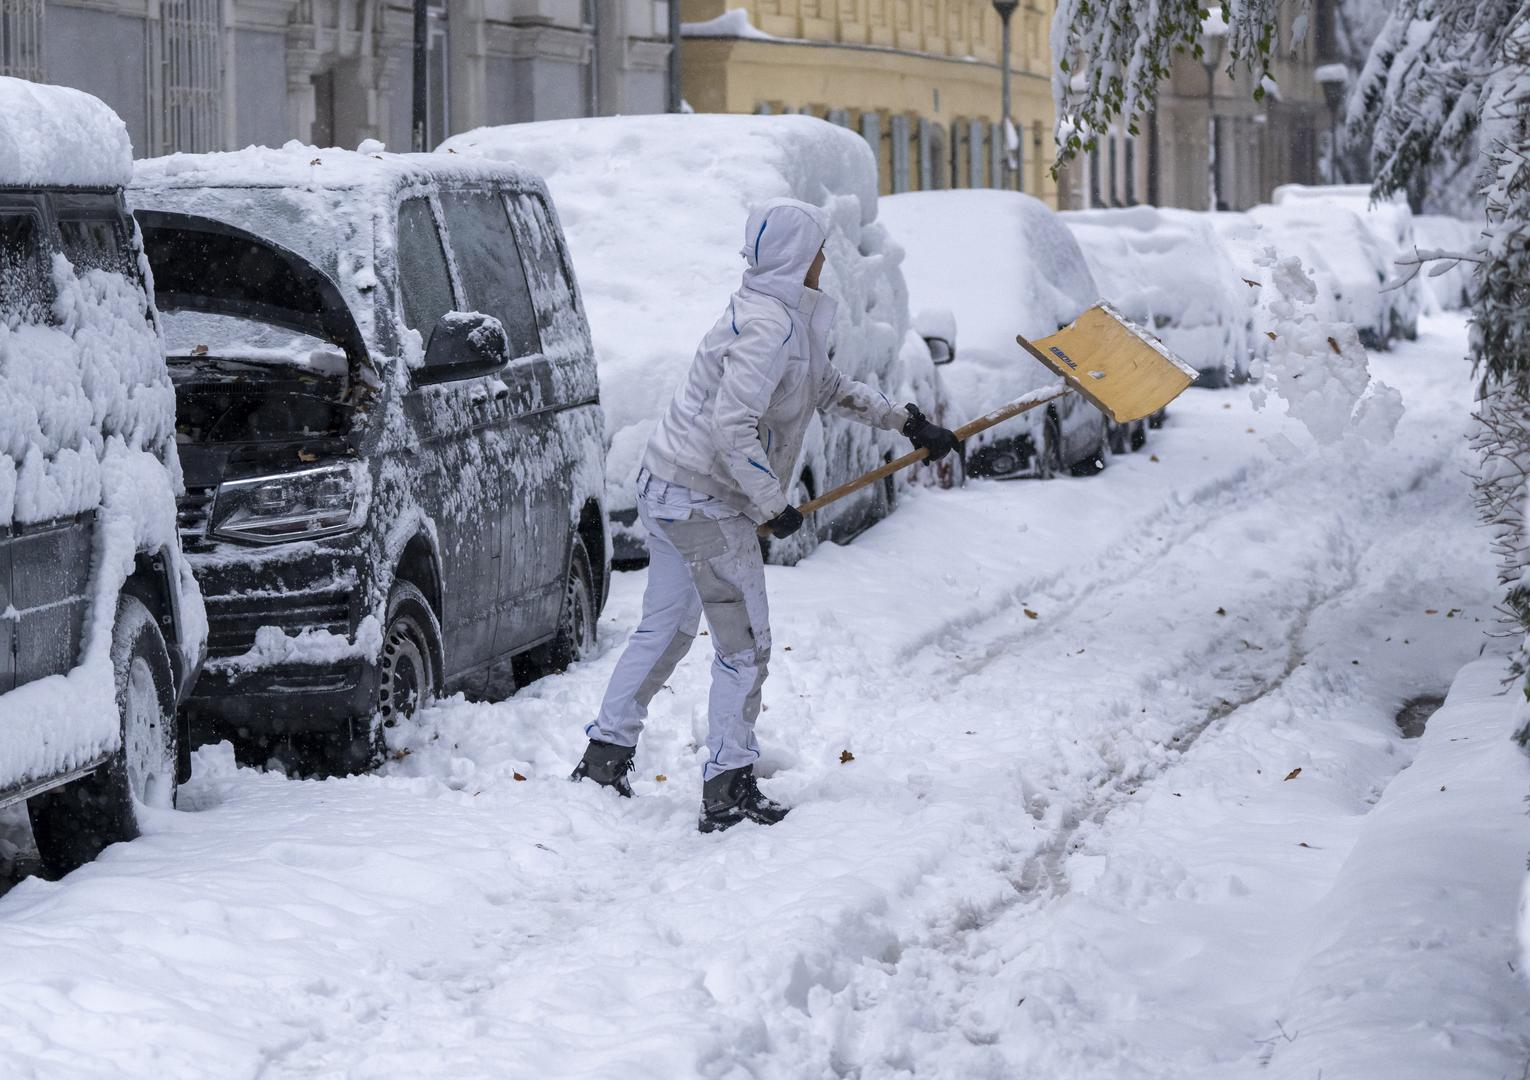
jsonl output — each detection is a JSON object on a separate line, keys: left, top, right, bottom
{"left": 924, "top": 336, "right": 955, "bottom": 366}
{"left": 416, "top": 311, "right": 509, "bottom": 385}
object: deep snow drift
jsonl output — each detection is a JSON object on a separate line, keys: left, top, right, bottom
{"left": 0, "top": 314, "right": 1523, "bottom": 1079}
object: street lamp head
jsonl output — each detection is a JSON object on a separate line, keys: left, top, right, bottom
{"left": 992, "top": 0, "right": 1019, "bottom": 20}
{"left": 1200, "top": 8, "right": 1228, "bottom": 71}
{"left": 1314, "top": 62, "right": 1350, "bottom": 113}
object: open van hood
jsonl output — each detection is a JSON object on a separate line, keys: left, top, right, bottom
{"left": 135, "top": 209, "right": 369, "bottom": 372}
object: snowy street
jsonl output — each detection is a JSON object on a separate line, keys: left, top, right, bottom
{"left": 2, "top": 312, "right": 1526, "bottom": 1078}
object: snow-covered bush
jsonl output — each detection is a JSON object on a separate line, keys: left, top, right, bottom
{"left": 439, "top": 114, "right": 914, "bottom": 557}
{"left": 878, "top": 189, "right": 1105, "bottom": 471}
{"left": 1061, "top": 205, "right": 1252, "bottom": 385}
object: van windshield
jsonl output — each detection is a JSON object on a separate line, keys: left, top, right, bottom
{"left": 163, "top": 311, "right": 349, "bottom": 377}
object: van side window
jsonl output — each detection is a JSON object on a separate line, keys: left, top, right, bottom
{"left": 0, "top": 213, "right": 50, "bottom": 328}
{"left": 437, "top": 190, "right": 541, "bottom": 360}
{"left": 58, "top": 216, "right": 136, "bottom": 279}
{"left": 507, "top": 192, "right": 581, "bottom": 346}
{"left": 396, "top": 197, "right": 455, "bottom": 338}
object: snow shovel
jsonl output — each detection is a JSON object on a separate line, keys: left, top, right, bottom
{"left": 758, "top": 302, "right": 1199, "bottom": 536}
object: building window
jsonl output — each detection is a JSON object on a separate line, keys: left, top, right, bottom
{"left": 891, "top": 114, "right": 911, "bottom": 194}
{"left": 158, "top": 0, "right": 223, "bottom": 153}
{"left": 968, "top": 119, "right": 985, "bottom": 188}
{"left": 0, "top": 0, "right": 45, "bottom": 80}
{"left": 991, "top": 122, "right": 1003, "bottom": 189}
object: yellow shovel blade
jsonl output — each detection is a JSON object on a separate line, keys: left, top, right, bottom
{"left": 1017, "top": 302, "right": 1200, "bottom": 424}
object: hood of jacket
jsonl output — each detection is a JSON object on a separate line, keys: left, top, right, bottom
{"left": 739, "top": 198, "right": 830, "bottom": 308}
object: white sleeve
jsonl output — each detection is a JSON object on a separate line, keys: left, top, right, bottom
{"left": 817, "top": 362, "right": 909, "bottom": 431}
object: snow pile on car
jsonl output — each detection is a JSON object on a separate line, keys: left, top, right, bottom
{"left": 438, "top": 115, "right": 914, "bottom": 531}
{"left": 1061, "top": 205, "right": 1252, "bottom": 386}
{"left": 1269, "top": 183, "right": 1424, "bottom": 346}
{"left": 0, "top": 76, "right": 133, "bottom": 188}
{"left": 0, "top": 83, "right": 204, "bottom": 792}
{"left": 878, "top": 189, "right": 1098, "bottom": 453}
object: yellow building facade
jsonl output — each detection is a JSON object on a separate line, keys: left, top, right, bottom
{"left": 679, "top": 0, "right": 1059, "bottom": 204}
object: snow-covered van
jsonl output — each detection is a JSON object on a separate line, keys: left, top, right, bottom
{"left": 0, "top": 78, "right": 206, "bottom": 875}
{"left": 439, "top": 115, "right": 921, "bottom": 566}
{"left": 129, "top": 146, "right": 609, "bottom": 773}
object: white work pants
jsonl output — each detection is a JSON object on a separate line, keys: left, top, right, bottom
{"left": 588, "top": 471, "right": 772, "bottom": 780}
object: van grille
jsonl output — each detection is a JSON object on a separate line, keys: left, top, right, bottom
{"left": 177, "top": 485, "right": 216, "bottom": 543}
{"left": 203, "top": 592, "right": 353, "bottom": 659}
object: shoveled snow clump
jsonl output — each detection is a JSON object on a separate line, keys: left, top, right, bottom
{"left": 1250, "top": 248, "right": 1404, "bottom": 446}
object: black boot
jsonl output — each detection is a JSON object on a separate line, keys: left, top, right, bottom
{"left": 570, "top": 739, "right": 636, "bottom": 797}
{"left": 698, "top": 766, "right": 789, "bottom": 833}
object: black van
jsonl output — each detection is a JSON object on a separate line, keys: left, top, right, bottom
{"left": 129, "top": 148, "right": 609, "bottom": 771}
{"left": 0, "top": 77, "right": 205, "bottom": 875}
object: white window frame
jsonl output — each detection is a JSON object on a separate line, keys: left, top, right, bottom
{"left": 155, "top": 0, "right": 224, "bottom": 154}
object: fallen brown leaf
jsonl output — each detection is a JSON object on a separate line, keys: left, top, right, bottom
{"left": 1283, "top": 767, "right": 1302, "bottom": 781}
{"left": 1242, "top": 277, "right": 1261, "bottom": 288}
{"left": 297, "top": 448, "right": 318, "bottom": 462}
{"left": 1425, "top": 609, "right": 1438, "bottom": 615}
{"left": 1149, "top": 454, "right": 1160, "bottom": 462}
{"left": 1023, "top": 608, "right": 1039, "bottom": 620}
{"left": 1327, "top": 336, "right": 1342, "bottom": 354}
{"left": 1215, "top": 607, "right": 1227, "bottom": 616}
{"left": 512, "top": 771, "right": 527, "bottom": 781}
{"left": 309, "top": 157, "right": 322, "bottom": 165}
{"left": 655, "top": 774, "right": 668, "bottom": 783}
{"left": 191, "top": 343, "right": 209, "bottom": 356}
{"left": 1266, "top": 331, "right": 1278, "bottom": 341}
{"left": 840, "top": 750, "right": 855, "bottom": 764}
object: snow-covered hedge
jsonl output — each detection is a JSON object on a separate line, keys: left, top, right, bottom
{"left": 878, "top": 189, "right": 1100, "bottom": 459}
{"left": 1061, "top": 205, "right": 1252, "bottom": 386}
{"left": 439, "top": 115, "right": 915, "bottom": 544}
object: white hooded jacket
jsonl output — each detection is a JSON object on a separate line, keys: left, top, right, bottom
{"left": 642, "top": 198, "right": 909, "bottom": 523}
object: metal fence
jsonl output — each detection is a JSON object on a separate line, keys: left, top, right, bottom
{"left": 158, "top": 0, "right": 222, "bottom": 153}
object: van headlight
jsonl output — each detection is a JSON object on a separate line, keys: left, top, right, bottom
{"left": 211, "top": 464, "right": 360, "bottom": 544}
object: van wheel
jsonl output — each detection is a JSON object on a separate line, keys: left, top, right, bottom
{"left": 28, "top": 595, "right": 177, "bottom": 877}
{"left": 525, "top": 537, "right": 598, "bottom": 678}
{"left": 312, "top": 579, "right": 440, "bottom": 777}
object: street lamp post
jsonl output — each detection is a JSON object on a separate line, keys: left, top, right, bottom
{"left": 411, "top": 0, "right": 428, "bottom": 151}
{"left": 1201, "top": 10, "right": 1227, "bottom": 212}
{"left": 1315, "top": 64, "right": 1350, "bottom": 185}
{"left": 992, "top": 0, "right": 1018, "bottom": 189}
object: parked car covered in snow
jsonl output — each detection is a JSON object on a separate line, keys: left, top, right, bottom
{"left": 878, "top": 189, "right": 1111, "bottom": 479}
{"left": 439, "top": 114, "right": 918, "bottom": 565}
{"left": 1272, "top": 183, "right": 1423, "bottom": 343}
{"left": 1061, "top": 205, "right": 1252, "bottom": 388}
{"left": 0, "top": 78, "right": 206, "bottom": 875}
{"left": 129, "top": 145, "right": 608, "bottom": 772}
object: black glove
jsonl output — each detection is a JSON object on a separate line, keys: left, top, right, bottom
{"left": 765, "top": 505, "right": 804, "bottom": 539}
{"left": 903, "top": 403, "right": 960, "bottom": 462}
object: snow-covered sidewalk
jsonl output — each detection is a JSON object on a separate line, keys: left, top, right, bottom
{"left": 0, "top": 313, "right": 1525, "bottom": 1079}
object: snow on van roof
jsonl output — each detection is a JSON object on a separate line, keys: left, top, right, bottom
{"left": 0, "top": 76, "right": 133, "bottom": 188}
{"left": 133, "top": 140, "right": 540, "bottom": 195}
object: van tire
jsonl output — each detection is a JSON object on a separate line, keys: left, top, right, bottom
{"left": 524, "top": 536, "right": 597, "bottom": 679}
{"left": 27, "top": 595, "right": 177, "bottom": 877}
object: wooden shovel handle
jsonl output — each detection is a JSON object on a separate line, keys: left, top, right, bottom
{"left": 757, "top": 383, "right": 1073, "bottom": 537}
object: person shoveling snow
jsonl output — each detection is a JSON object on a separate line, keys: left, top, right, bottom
{"left": 571, "top": 198, "right": 959, "bottom": 833}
